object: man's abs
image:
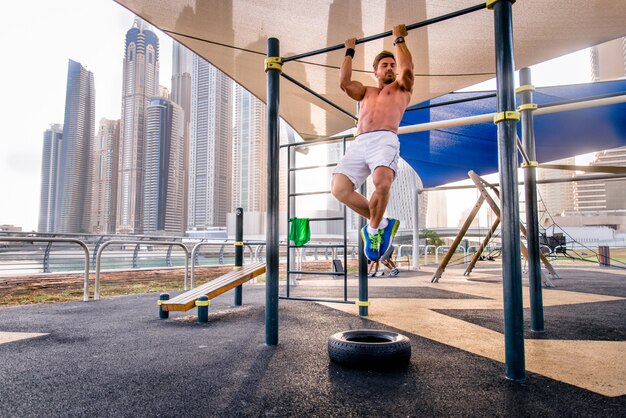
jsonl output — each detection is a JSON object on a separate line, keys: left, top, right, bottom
{"left": 357, "top": 86, "right": 409, "bottom": 134}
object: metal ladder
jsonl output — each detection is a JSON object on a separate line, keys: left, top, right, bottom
{"left": 281, "top": 134, "right": 354, "bottom": 304}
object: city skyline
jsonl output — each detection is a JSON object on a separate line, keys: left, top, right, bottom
{"left": 1, "top": 0, "right": 173, "bottom": 232}
{"left": 0, "top": 0, "right": 605, "bottom": 232}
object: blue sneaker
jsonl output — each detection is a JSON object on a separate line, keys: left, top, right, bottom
{"left": 379, "top": 244, "right": 395, "bottom": 262}
{"left": 379, "top": 219, "right": 400, "bottom": 259}
{"left": 361, "top": 226, "right": 381, "bottom": 261}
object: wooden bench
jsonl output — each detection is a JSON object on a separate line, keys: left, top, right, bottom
{"left": 160, "top": 262, "right": 266, "bottom": 312}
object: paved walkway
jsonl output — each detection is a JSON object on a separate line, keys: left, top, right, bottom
{"left": 0, "top": 264, "right": 624, "bottom": 416}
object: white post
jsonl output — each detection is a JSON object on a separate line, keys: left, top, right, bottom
{"left": 412, "top": 188, "right": 420, "bottom": 270}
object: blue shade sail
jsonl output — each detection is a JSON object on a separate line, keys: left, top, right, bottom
{"left": 399, "top": 79, "right": 626, "bottom": 187}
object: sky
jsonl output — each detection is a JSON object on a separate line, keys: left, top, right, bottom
{"left": 0, "top": 0, "right": 594, "bottom": 232}
{"left": 0, "top": 0, "right": 172, "bottom": 232}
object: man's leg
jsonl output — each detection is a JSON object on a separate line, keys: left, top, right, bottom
{"left": 370, "top": 166, "right": 400, "bottom": 257}
{"left": 331, "top": 174, "right": 370, "bottom": 219}
{"left": 368, "top": 167, "right": 394, "bottom": 228}
{"left": 332, "top": 173, "right": 381, "bottom": 261}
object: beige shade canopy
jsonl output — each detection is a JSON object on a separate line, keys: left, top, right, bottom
{"left": 114, "top": 0, "right": 626, "bottom": 139}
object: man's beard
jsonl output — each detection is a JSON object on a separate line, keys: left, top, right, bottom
{"left": 383, "top": 73, "right": 395, "bottom": 84}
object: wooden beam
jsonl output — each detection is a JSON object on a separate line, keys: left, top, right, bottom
{"left": 432, "top": 194, "right": 485, "bottom": 282}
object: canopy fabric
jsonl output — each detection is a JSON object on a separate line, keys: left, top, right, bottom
{"left": 115, "top": 0, "right": 626, "bottom": 139}
{"left": 399, "top": 79, "right": 626, "bottom": 187}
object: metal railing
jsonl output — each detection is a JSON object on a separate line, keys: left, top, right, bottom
{"left": 189, "top": 241, "right": 259, "bottom": 288}
{"left": 0, "top": 237, "right": 90, "bottom": 301}
{"left": 94, "top": 240, "right": 190, "bottom": 300}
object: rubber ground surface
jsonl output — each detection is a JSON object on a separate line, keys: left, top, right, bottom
{"left": 1, "top": 266, "right": 624, "bottom": 417}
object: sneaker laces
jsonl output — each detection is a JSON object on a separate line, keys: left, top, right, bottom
{"left": 368, "top": 232, "right": 382, "bottom": 250}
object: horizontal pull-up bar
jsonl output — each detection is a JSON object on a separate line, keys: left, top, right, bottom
{"left": 539, "top": 164, "right": 626, "bottom": 174}
{"left": 279, "top": 133, "right": 354, "bottom": 149}
{"left": 398, "top": 94, "right": 626, "bottom": 134}
{"left": 281, "top": 72, "right": 357, "bottom": 120}
{"left": 282, "top": 3, "right": 487, "bottom": 63}
{"left": 421, "top": 173, "right": 626, "bottom": 192}
{"left": 406, "top": 93, "right": 497, "bottom": 112}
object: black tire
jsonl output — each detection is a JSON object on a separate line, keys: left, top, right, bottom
{"left": 328, "top": 329, "right": 411, "bottom": 368}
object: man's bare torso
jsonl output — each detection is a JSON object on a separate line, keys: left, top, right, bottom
{"left": 357, "top": 82, "right": 411, "bottom": 135}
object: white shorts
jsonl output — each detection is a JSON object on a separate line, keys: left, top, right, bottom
{"left": 333, "top": 130, "right": 400, "bottom": 189}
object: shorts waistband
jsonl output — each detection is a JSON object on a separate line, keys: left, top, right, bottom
{"left": 356, "top": 130, "right": 398, "bottom": 139}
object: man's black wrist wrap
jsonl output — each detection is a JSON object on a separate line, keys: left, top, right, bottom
{"left": 393, "top": 37, "right": 405, "bottom": 46}
{"left": 345, "top": 48, "right": 355, "bottom": 58}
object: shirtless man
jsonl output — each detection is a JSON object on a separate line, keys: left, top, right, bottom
{"left": 331, "top": 24, "right": 414, "bottom": 261}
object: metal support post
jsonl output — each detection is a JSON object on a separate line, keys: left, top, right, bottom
{"left": 519, "top": 67, "right": 544, "bottom": 332}
{"left": 413, "top": 189, "right": 420, "bottom": 270}
{"left": 196, "top": 295, "right": 209, "bottom": 323}
{"left": 358, "top": 183, "right": 368, "bottom": 316}
{"left": 159, "top": 293, "right": 170, "bottom": 319}
{"left": 265, "top": 37, "right": 280, "bottom": 345}
{"left": 234, "top": 208, "right": 244, "bottom": 306}
{"left": 493, "top": 0, "right": 526, "bottom": 381}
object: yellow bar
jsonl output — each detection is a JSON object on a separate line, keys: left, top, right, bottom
{"left": 515, "top": 84, "right": 535, "bottom": 94}
{"left": 355, "top": 301, "right": 370, "bottom": 307}
{"left": 493, "top": 111, "right": 520, "bottom": 124}
{"left": 265, "top": 57, "right": 283, "bottom": 73}
{"left": 521, "top": 161, "right": 539, "bottom": 168}
{"left": 234, "top": 241, "right": 244, "bottom": 246}
{"left": 487, "top": 0, "right": 516, "bottom": 10}
{"left": 195, "top": 300, "right": 211, "bottom": 307}
{"left": 517, "top": 103, "right": 538, "bottom": 112}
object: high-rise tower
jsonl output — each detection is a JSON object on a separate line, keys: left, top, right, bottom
{"left": 187, "top": 56, "right": 233, "bottom": 229}
{"left": 54, "top": 59, "right": 95, "bottom": 233}
{"left": 590, "top": 36, "right": 626, "bottom": 81}
{"left": 232, "top": 85, "right": 266, "bottom": 212}
{"left": 38, "top": 124, "right": 63, "bottom": 233}
{"left": 143, "top": 98, "right": 185, "bottom": 235}
{"left": 171, "top": 41, "right": 193, "bottom": 230}
{"left": 116, "top": 18, "right": 160, "bottom": 234}
{"left": 90, "top": 119, "right": 120, "bottom": 234}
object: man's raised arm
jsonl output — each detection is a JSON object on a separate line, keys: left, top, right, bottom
{"left": 392, "top": 24, "right": 414, "bottom": 92}
{"left": 340, "top": 37, "right": 366, "bottom": 101}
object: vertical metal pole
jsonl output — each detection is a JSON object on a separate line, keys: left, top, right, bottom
{"left": 234, "top": 208, "right": 244, "bottom": 306}
{"left": 520, "top": 67, "right": 544, "bottom": 333}
{"left": 358, "top": 182, "right": 368, "bottom": 316}
{"left": 265, "top": 37, "right": 280, "bottom": 345}
{"left": 493, "top": 0, "right": 526, "bottom": 381}
{"left": 354, "top": 101, "right": 368, "bottom": 316}
{"left": 413, "top": 188, "right": 420, "bottom": 270}
{"left": 342, "top": 137, "right": 348, "bottom": 301}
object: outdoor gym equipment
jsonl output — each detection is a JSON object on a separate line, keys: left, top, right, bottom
{"left": 265, "top": 0, "right": 527, "bottom": 382}
{"left": 328, "top": 329, "right": 411, "bottom": 368}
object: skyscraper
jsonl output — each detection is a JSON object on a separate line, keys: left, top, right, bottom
{"left": 574, "top": 147, "right": 626, "bottom": 212}
{"left": 171, "top": 41, "right": 193, "bottom": 230}
{"left": 90, "top": 119, "right": 120, "bottom": 234}
{"left": 386, "top": 158, "right": 426, "bottom": 231}
{"left": 590, "top": 36, "right": 626, "bottom": 81}
{"left": 171, "top": 42, "right": 192, "bottom": 117}
{"left": 187, "top": 56, "right": 233, "bottom": 229}
{"left": 537, "top": 157, "right": 575, "bottom": 223}
{"left": 232, "top": 85, "right": 266, "bottom": 212}
{"left": 143, "top": 98, "right": 185, "bottom": 235}
{"left": 54, "top": 59, "right": 95, "bottom": 233}
{"left": 38, "top": 124, "right": 63, "bottom": 233}
{"left": 117, "top": 18, "right": 160, "bottom": 234}
{"left": 574, "top": 37, "right": 626, "bottom": 213}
